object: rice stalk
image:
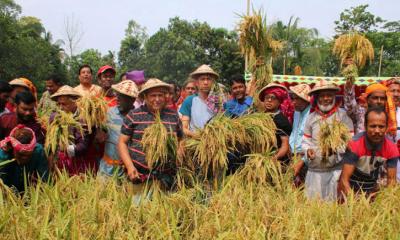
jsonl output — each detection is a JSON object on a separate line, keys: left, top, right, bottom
{"left": 318, "top": 118, "right": 351, "bottom": 161}
{"left": 184, "top": 114, "right": 245, "bottom": 182}
{"left": 333, "top": 32, "right": 374, "bottom": 69}
{"left": 77, "top": 95, "right": 108, "bottom": 133}
{"left": 141, "top": 112, "right": 178, "bottom": 169}
{"left": 1, "top": 170, "right": 400, "bottom": 238}
{"left": 233, "top": 112, "right": 277, "bottom": 154}
{"left": 44, "top": 110, "right": 83, "bottom": 156}
{"left": 238, "top": 9, "right": 283, "bottom": 94}
{"left": 333, "top": 32, "right": 374, "bottom": 84}
{"left": 342, "top": 63, "right": 359, "bottom": 83}
{"left": 37, "top": 105, "right": 59, "bottom": 130}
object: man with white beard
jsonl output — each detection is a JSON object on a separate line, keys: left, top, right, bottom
{"left": 301, "top": 80, "right": 354, "bottom": 201}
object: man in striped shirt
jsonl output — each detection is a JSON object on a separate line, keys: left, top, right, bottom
{"left": 118, "top": 78, "right": 183, "bottom": 188}
{"left": 339, "top": 107, "right": 398, "bottom": 197}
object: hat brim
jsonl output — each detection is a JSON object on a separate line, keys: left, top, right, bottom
{"left": 138, "top": 83, "right": 171, "bottom": 96}
{"left": 10, "top": 82, "right": 30, "bottom": 89}
{"left": 98, "top": 67, "right": 116, "bottom": 76}
{"left": 308, "top": 86, "right": 340, "bottom": 95}
{"left": 289, "top": 86, "right": 310, "bottom": 102}
{"left": 50, "top": 92, "right": 82, "bottom": 100}
{"left": 190, "top": 71, "right": 219, "bottom": 79}
{"left": 258, "top": 83, "right": 288, "bottom": 100}
{"left": 111, "top": 85, "right": 137, "bottom": 98}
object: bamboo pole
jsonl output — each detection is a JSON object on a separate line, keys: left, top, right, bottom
{"left": 245, "top": 0, "right": 250, "bottom": 75}
{"left": 378, "top": 45, "right": 383, "bottom": 77}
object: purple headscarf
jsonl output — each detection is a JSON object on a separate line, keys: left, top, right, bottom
{"left": 126, "top": 70, "right": 146, "bottom": 85}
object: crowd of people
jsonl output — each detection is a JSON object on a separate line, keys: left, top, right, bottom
{"left": 0, "top": 63, "right": 399, "bottom": 202}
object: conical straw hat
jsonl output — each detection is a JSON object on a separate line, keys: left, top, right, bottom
{"left": 308, "top": 79, "right": 340, "bottom": 95}
{"left": 50, "top": 85, "right": 82, "bottom": 100}
{"left": 289, "top": 84, "right": 311, "bottom": 102}
{"left": 112, "top": 80, "right": 139, "bottom": 98}
{"left": 190, "top": 64, "right": 219, "bottom": 79}
{"left": 138, "top": 78, "right": 171, "bottom": 96}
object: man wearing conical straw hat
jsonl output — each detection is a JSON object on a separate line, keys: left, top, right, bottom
{"left": 179, "top": 64, "right": 226, "bottom": 137}
{"left": 288, "top": 84, "right": 311, "bottom": 184}
{"left": 97, "top": 80, "right": 138, "bottom": 180}
{"left": 118, "top": 78, "right": 183, "bottom": 202}
{"left": 50, "top": 86, "right": 97, "bottom": 175}
{"left": 302, "top": 80, "right": 354, "bottom": 201}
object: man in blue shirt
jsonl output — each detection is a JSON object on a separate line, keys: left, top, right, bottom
{"left": 223, "top": 74, "right": 253, "bottom": 118}
{"left": 180, "top": 65, "right": 225, "bottom": 136}
{"left": 98, "top": 80, "right": 138, "bottom": 179}
{"left": 289, "top": 84, "right": 311, "bottom": 183}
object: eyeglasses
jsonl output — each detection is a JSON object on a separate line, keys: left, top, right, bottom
{"left": 263, "top": 95, "right": 278, "bottom": 101}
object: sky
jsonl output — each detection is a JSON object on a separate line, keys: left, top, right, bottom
{"left": 15, "top": 0, "right": 399, "bottom": 55}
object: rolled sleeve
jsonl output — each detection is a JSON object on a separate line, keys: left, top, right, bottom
{"left": 387, "top": 157, "right": 398, "bottom": 168}
{"left": 343, "top": 149, "right": 359, "bottom": 165}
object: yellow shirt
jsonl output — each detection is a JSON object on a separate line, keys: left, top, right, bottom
{"left": 74, "top": 84, "right": 102, "bottom": 97}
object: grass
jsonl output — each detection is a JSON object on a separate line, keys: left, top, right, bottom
{"left": 0, "top": 161, "right": 400, "bottom": 239}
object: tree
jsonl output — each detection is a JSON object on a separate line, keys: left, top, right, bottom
{"left": 334, "top": 4, "right": 383, "bottom": 34}
{"left": 118, "top": 20, "right": 147, "bottom": 73}
{"left": 63, "top": 15, "right": 83, "bottom": 58}
{"left": 143, "top": 17, "right": 244, "bottom": 85}
{"left": 0, "top": 0, "right": 66, "bottom": 94}
{"left": 271, "top": 17, "right": 327, "bottom": 76}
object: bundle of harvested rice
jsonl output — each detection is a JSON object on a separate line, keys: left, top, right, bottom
{"left": 341, "top": 63, "right": 358, "bottom": 83}
{"left": 233, "top": 113, "right": 277, "bottom": 154}
{"left": 141, "top": 113, "right": 178, "bottom": 169}
{"left": 237, "top": 153, "right": 284, "bottom": 188}
{"left": 184, "top": 114, "right": 244, "bottom": 178}
{"left": 77, "top": 95, "right": 108, "bottom": 133}
{"left": 332, "top": 32, "right": 374, "bottom": 84}
{"left": 238, "top": 10, "right": 283, "bottom": 93}
{"left": 37, "top": 107, "right": 54, "bottom": 130}
{"left": 318, "top": 118, "right": 351, "bottom": 160}
{"left": 44, "top": 110, "right": 84, "bottom": 156}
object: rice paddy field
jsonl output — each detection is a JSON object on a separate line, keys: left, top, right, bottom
{"left": 1, "top": 161, "right": 399, "bottom": 240}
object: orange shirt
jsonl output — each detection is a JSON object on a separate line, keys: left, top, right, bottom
{"left": 104, "top": 96, "right": 117, "bottom": 107}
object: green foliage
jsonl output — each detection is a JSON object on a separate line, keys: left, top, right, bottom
{"left": 143, "top": 17, "right": 244, "bottom": 85}
{"left": 118, "top": 20, "right": 148, "bottom": 74}
{"left": 65, "top": 49, "right": 116, "bottom": 86}
{"left": 334, "top": 4, "right": 384, "bottom": 34}
{"left": 0, "top": 0, "right": 66, "bottom": 94}
{"left": 271, "top": 18, "right": 334, "bottom": 76}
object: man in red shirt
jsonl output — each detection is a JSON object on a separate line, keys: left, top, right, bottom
{"left": 0, "top": 91, "right": 45, "bottom": 144}
{"left": 339, "top": 107, "right": 398, "bottom": 197}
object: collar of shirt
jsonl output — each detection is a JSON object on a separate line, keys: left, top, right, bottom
{"left": 364, "top": 132, "right": 383, "bottom": 152}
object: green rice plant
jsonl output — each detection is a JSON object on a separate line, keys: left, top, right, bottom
{"left": 44, "top": 110, "right": 84, "bottom": 156}
{"left": 318, "top": 118, "right": 351, "bottom": 160}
